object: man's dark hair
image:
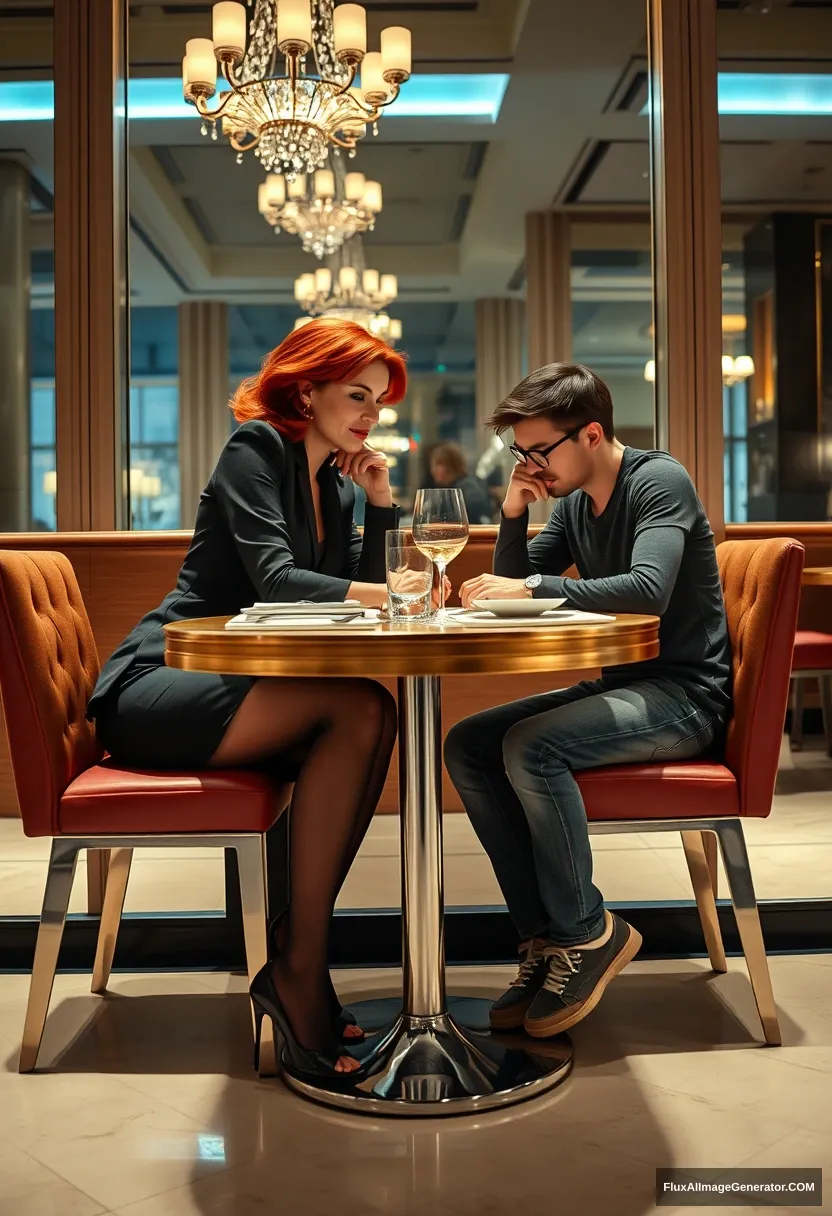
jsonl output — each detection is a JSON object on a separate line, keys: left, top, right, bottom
{"left": 486, "top": 363, "right": 615, "bottom": 440}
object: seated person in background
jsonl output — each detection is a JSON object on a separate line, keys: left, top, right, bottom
{"left": 88, "top": 318, "right": 406, "bottom": 1079}
{"left": 430, "top": 442, "right": 496, "bottom": 523}
{"left": 445, "top": 363, "right": 731, "bottom": 1038}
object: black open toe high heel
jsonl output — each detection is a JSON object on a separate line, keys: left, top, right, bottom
{"left": 268, "top": 912, "right": 364, "bottom": 1043}
{"left": 250, "top": 962, "right": 364, "bottom": 1080}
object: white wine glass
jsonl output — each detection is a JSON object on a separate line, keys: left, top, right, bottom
{"left": 412, "top": 488, "right": 469, "bottom": 623}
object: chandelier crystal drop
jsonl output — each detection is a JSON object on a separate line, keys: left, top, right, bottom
{"left": 258, "top": 162, "right": 382, "bottom": 258}
{"left": 182, "top": 0, "right": 412, "bottom": 178}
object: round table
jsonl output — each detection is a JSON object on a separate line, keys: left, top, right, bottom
{"left": 165, "top": 612, "right": 659, "bottom": 1116}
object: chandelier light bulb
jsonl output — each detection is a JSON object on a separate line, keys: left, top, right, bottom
{"left": 257, "top": 182, "right": 270, "bottom": 214}
{"left": 733, "top": 355, "right": 755, "bottom": 378}
{"left": 378, "top": 407, "right": 398, "bottom": 427}
{"left": 315, "top": 266, "right": 332, "bottom": 294}
{"left": 333, "top": 3, "right": 367, "bottom": 60}
{"left": 722, "top": 354, "right": 735, "bottom": 379}
{"left": 294, "top": 272, "right": 315, "bottom": 301}
{"left": 380, "top": 26, "right": 412, "bottom": 80}
{"left": 265, "top": 173, "right": 286, "bottom": 206}
{"left": 344, "top": 172, "right": 366, "bottom": 201}
{"left": 339, "top": 266, "right": 358, "bottom": 292}
{"left": 644, "top": 359, "right": 656, "bottom": 383}
{"left": 287, "top": 174, "right": 307, "bottom": 200}
{"left": 361, "top": 51, "right": 388, "bottom": 103}
{"left": 360, "top": 180, "right": 382, "bottom": 212}
{"left": 380, "top": 274, "right": 397, "bottom": 301}
{"left": 314, "top": 169, "right": 335, "bottom": 200}
{"left": 388, "top": 318, "right": 402, "bottom": 341}
{"left": 183, "top": 38, "right": 217, "bottom": 91}
{"left": 212, "top": 2, "right": 246, "bottom": 61}
{"left": 276, "top": 0, "right": 313, "bottom": 53}
{"left": 362, "top": 268, "right": 380, "bottom": 295}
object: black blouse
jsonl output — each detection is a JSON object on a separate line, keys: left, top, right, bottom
{"left": 88, "top": 419, "right": 399, "bottom": 715}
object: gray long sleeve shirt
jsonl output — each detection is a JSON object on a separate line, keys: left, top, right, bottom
{"left": 493, "top": 447, "right": 732, "bottom": 719}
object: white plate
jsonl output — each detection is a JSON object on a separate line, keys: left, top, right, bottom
{"left": 469, "top": 597, "right": 566, "bottom": 618}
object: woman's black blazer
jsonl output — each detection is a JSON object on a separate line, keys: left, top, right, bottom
{"left": 88, "top": 419, "right": 399, "bottom": 715}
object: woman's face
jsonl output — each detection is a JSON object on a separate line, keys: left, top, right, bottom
{"left": 430, "top": 459, "right": 453, "bottom": 486}
{"left": 300, "top": 360, "right": 391, "bottom": 453}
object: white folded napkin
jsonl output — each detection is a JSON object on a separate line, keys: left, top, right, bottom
{"left": 226, "top": 606, "right": 380, "bottom": 631}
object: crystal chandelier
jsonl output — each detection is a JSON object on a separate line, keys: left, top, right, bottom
{"left": 294, "top": 264, "right": 402, "bottom": 344}
{"left": 258, "top": 165, "right": 381, "bottom": 258}
{"left": 644, "top": 355, "right": 755, "bottom": 387}
{"left": 182, "top": 0, "right": 412, "bottom": 177}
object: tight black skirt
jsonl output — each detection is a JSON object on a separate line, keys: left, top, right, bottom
{"left": 92, "top": 666, "right": 256, "bottom": 770}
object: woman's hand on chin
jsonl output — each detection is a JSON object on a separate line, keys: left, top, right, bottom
{"left": 335, "top": 444, "right": 393, "bottom": 508}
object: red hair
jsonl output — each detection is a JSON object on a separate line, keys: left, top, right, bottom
{"left": 230, "top": 317, "right": 408, "bottom": 441}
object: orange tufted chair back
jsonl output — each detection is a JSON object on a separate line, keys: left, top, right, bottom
{"left": 718, "top": 538, "right": 804, "bottom": 815}
{"left": 0, "top": 552, "right": 104, "bottom": 836}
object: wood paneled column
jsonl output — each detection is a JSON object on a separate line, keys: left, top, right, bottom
{"left": 54, "top": 0, "right": 129, "bottom": 532}
{"left": 178, "top": 301, "right": 229, "bottom": 528}
{"left": 475, "top": 299, "right": 525, "bottom": 427}
{"left": 525, "top": 212, "right": 572, "bottom": 372}
{"left": 648, "top": 0, "right": 724, "bottom": 535}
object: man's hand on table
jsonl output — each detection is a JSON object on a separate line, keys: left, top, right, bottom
{"left": 458, "top": 574, "right": 530, "bottom": 609}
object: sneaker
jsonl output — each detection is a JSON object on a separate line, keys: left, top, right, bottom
{"left": 523, "top": 914, "right": 642, "bottom": 1038}
{"left": 489, "top": 938, "right": 549, "bottom": 1030}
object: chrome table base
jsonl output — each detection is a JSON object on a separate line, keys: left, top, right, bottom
{"left": 282, "top": 996, "right": 572, "bottom": 1115}
{"left": 286, "top": 675, "right": 574, "bottom": 1115}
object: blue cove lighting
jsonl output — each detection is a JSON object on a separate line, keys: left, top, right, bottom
{"left": 0, "top": 73, "right": 509, "bottom": 123}
{"left": 717, "top": 72, "right": 832, "bottom": 115}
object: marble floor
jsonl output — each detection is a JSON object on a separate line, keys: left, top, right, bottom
{"left": 0, "top": 734, "right": 831, "bottom": 915}
{"left": 0, "top": 955, "right": 830, "bottom": 1215}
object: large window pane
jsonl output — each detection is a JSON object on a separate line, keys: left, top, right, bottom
{"left": 720, "top": 7, "right": 832, "bottom": 522}
{"left": 719, "top": 3, "right": 832, "bottom": 902}
{"left": 0, "top": 8, "right": 54, "bottom": 531}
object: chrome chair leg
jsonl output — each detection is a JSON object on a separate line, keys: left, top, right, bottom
{"left": 19, "top": 838, "right": 81, "bottom": 1073}
{"left": 715, "top": 819, "right": 781, "bottom": 1046}
{"left": 681, "top": 830, "right": 727, "bottom": 973}
{"left": 91, "top": 847, "right": 133, "bottom": 995}
{"left": 790, "top": 677, "right": 805, "bottom": 751}
{"left": 235, "top": 835, "right": 276, "bottom": 1077}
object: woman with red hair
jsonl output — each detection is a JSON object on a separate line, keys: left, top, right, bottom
{"left": 88, "top": 318, "right": 408, "bottom": 1080}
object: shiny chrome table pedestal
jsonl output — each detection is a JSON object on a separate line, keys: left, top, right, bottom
{"left": 165, "top": 613, "right": 659, "bottom": 1114}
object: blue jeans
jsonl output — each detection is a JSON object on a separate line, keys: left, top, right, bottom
{"left": 444, "top": 678, "right": 719, "bottom": 947}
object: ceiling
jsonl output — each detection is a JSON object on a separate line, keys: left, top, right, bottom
{"left": 3, "top": 0, "right": 832, "bottom": 407}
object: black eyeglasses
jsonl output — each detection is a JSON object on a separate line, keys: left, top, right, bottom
{"left": 509, "top": 424, "right": 585, "bottom": 469}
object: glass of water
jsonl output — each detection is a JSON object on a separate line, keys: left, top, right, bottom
{"left": 385, "top": 530, "right": 432, "bottom": 620}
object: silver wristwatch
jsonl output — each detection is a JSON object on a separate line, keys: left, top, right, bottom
{"left": 524, "top": 573, "right": 543, "bottom": 597}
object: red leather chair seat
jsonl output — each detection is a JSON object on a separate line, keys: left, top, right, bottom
{"left": 577, "top": 762, "right": 740, "bottom": 821}
{"left": 58, "top": 759, "right": 282, "bottom": 835}
{"left": 792, "top": 630, "right": 832, "bottom": 672}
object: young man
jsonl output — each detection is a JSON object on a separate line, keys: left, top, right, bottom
{"left": 444, "top": 363, "right": 731, "bottom": 1039}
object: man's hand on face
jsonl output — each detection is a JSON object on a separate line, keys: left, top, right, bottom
{"left": 458, "top": 574, "right": 529, "bottom": 609}
{"left": 502, "top": 462, "right": 554, "bottom": 519}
